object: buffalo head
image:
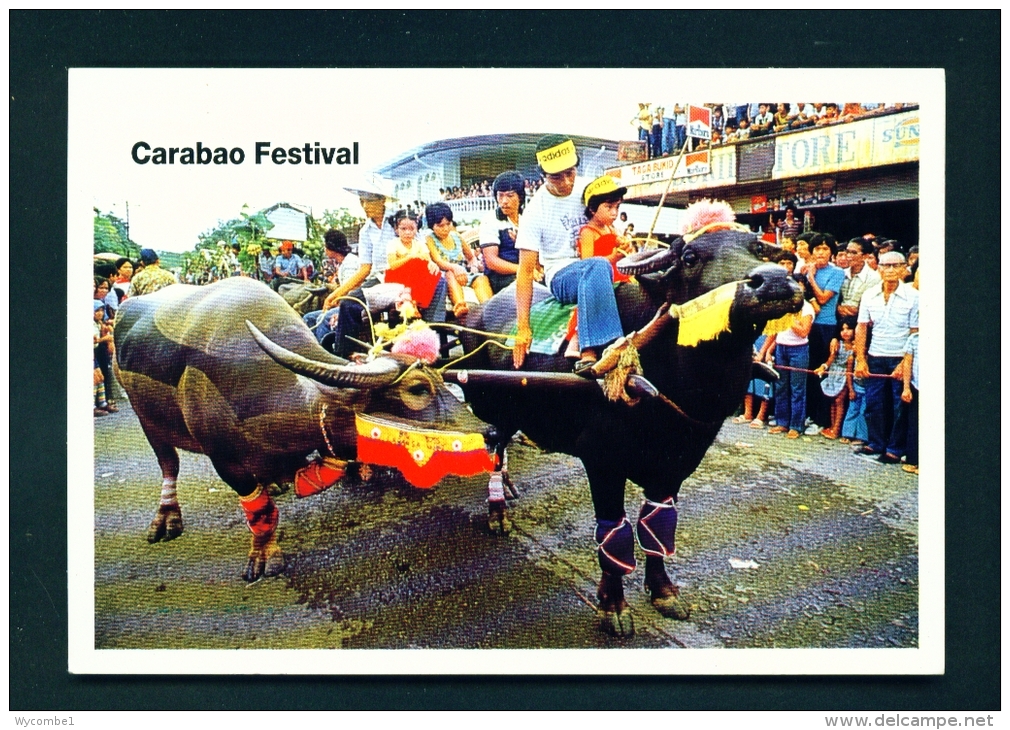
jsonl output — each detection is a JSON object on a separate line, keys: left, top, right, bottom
{"left": 246, "top": 321, "right": 499, "bottom": 455}
{"left": 618, "top": 227, "right": 802, "bottom": 326}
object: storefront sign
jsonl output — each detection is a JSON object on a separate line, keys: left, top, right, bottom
{"left": 617, "top": 139, "right": 648, "bottom": 163}
{"left": 772, "top": 110, "right": 919, "bottom": 179}
{"left": 687, "top": 105, "right": 711, "bottom": 140}
{"left": 607, "top": 145, "right": 734, "bottom": 191}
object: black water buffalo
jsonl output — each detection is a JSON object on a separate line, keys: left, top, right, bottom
{"left": 114, "top": 277, "right": 496, "bottom": 581}
{"left": 449, "top": 219, "right": 801, "bottom": 636}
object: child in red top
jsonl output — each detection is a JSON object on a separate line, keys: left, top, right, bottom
{"left": 577, "top": 175, "right": 633, "bottom": 283}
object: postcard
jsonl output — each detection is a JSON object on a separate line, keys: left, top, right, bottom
{"left": 69, "top": 68, "right": 943, "bottom": 674}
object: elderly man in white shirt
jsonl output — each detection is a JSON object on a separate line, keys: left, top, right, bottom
{"left": 854, "top": 250, "right": 918, "bottom": 464}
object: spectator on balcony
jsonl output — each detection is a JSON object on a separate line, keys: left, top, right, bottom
{"left": 661, "top": 101, "right": 677, "bottom": 156}
{"left": 710, "top": 105, "right": 726, "bottom": 138}
{"left": 794, "top": 103, "right": 819, "bottom": 128}
{"left": 772, "top": 103, "right": 796, "bottom": 133}
{"left": 730, "top": 118, "right": 751, "bottom": 142}
{"left": 651, "top": 106, "right": 664, "bottom": 159}
{"left": 816, "top": 103, "right": 841, "bottom": 126}
{"left": 633, "top": 103, "right": 653, "bottom": 156}
{"left": 841, "top": 103, "right": 864, "bottom": 122}
{"left": 751, "top": 103, "right": 774, "bottom": 137}
{"left": 673, "top": 104, "right": 688, "bottom": 152}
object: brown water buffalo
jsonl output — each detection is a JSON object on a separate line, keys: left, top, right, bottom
{"left": 448, "top": 211, "right": 802, "bottom": 636}
{"left": 114, "top": 277, "right": 497, "bottom": 581}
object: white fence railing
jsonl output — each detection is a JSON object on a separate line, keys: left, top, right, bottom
{"left": 445, "top": 197, "right": 496, "bottom": 222}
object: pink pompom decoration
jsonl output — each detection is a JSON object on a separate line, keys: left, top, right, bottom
{"left": 391, "top": 327, "right": 441, "bottom": 364}
{"left": 680, "top": 199, "right": 735, "bottom": 235}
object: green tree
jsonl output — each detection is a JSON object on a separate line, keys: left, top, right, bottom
{"left": 94, "top": 208, "right": 140, "bottom": 258}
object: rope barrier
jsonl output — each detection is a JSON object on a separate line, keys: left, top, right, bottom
{"left": 772, "top": 364, "right": 901, "bottom": 379}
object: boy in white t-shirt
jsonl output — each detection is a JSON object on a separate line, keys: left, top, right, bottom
{"left": 512, "top": 135, "right": 624, "bottom": 375}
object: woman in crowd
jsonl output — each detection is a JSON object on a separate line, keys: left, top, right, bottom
{"left": 766, "top": 275, "right": 815, "bottom": 439}
{"left": 107, "top": 257, "right": 134, "bottom": 310}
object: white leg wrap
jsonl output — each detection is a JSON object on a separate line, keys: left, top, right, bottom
{"left": 160, "top": 478, "right": 178, "bottom": 507}
{"left": 488, "top": 472, "right": 505, "bottom": 502}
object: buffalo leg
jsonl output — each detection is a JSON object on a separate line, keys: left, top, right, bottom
{"left": 583, "top": 455, "right": 637, "bottom": 637}
{"left": 486, "top": 444, "right": 516, "bottom": 534}
{"left": 146, "top": 441, "right": 184, "bottom": 543}
{"left": 238, "top": 486, "right": 284, "bottom": 581}
{"left": 637, "top": 497, "right": 690, "bottom": 620}
{"left": 594, "top": 517, "right": 636, "bottom": 638}
{"left": 486, "top": 473, "right": 512, "bottom": 535}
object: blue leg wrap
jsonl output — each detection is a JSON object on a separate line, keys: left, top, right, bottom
{"left": 636, "top": 498, "right": 678, "bottom": 557}
{"left": 595, "top": 517, "right": 636, "bottom": 575}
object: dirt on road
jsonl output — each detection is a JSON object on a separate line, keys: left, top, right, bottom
{"left": 93, "top": 405, "right": 918, "bottom": 650}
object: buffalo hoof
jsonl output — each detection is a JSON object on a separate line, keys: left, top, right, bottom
{"left": 598, "top": 605, "right": 636, "bottom": 638}
{"left": 243, "top": 539, "right": 285, "bottom": 582}
{"left": 645, "top": 559, "right": 691, "bottom": 620}
{"left": 648, "top": 589, "right": 691, "bottom": 620}
{"left": 146, "top": 504, "right": 184, "bottom": 543}
{"left": 597, "top": 571, "right": 635, "bottom": 638}
{"left": 487, "top": 500, "right": 512, "bottom": 535}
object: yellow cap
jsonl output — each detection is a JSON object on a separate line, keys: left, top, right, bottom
{"left": 535, "top": 139, "right": 579, "bottom": 174}
{"left": 582, "top": 174, "right": 627, "bottom": 206}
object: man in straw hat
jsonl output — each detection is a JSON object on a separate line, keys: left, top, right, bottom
{"left": 512, "top": 135, "right": 623, "bottom": 377}
{"left": 314, "top": 177, "right": 447, "bottom": 356}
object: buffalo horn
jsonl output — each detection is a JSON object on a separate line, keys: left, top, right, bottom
{"left": 245, "top": 320, "right": 402, "bottom": 388}
{"left": 616, "top": 245, "right": 679, "bottom": 276}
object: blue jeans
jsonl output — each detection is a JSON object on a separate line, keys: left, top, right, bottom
{"left": 675, "top": 124, "right": 686, "bottom": 151}
{"left": 662, "top": 118, "right": 676, "bottom": 155}
{"left": 774, "top": 344, "right": 808, "bottom": 432}
{"left": 865, "top": 355, "right": 906, "bottom": 455}
{"left": 549, "top": 258, "right": 623, "bottom": 352}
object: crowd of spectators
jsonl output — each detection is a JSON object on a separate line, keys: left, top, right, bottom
{"left": 439, "top": 178, "right": 542, "bottom": 201}
{"left": 92, "top": 248, "right": 180, "bottom": 417}
{"left": 735, "top": 229, "right": 920, "bottom": 475}
{"left": 633, "top": 102, "right": 913, "bottom": 159}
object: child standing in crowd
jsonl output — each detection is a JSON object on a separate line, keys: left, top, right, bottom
{"left": 839, "top": 321, "right": 868, "bottom": 447}
{"left": 93, "top": 300, "right": 116, "bottom": 416}
{"left": 814, "top": 317, "right": 857, "bottom": 439}
{"left": 900, "top": 331, "right": 919, "bottom": 474}
{"left": 577, "top": 175, "right": 632, "bottom": 283}
{"left": 734, "top": 334, "right": 774, "bottom": 428}
{"left": 766, "top": 275, "right": 815, "bottom": 439}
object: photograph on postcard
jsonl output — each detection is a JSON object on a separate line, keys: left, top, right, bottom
{"left": 68, "top": 68, "right": 943, "bottom": 674}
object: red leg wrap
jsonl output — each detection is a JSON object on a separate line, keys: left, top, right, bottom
{"left": 239, "top": 487, "right": 278, "bottom": 538}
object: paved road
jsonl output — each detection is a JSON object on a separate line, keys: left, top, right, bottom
{"left": 94, "top": 403, "right": 918, "bottom": 650}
